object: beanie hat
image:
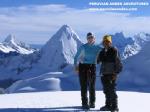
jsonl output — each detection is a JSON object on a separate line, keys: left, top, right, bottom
{"left": 103, "top": 35, "right": 112, "bottom": 43}
{"left": 87, "top": 32, "right": 94, "bottom": 38}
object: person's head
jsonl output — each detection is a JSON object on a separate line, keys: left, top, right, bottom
{"left": 102, "top": 35, "right": 112, "bottom": 48}
{"left": 86, "top": 32, "right": 95, "bottom": 44}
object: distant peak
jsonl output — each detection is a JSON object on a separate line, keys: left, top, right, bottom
{"left": 114, "top": 32, "right": 125, "bottom": 37}
{"left": 136, "top": 32, "right": 146, "bottom": 37}
{"left": 61, "top": 24, "right": 70, "bottom": 29}
{"left": 134, "top": 32, "right": 150, "bottom": 42}
{"left": 59, "top": 24, "right": 72, "bottom": 32}
{"left": 4, "top": 34, "right": 16, "bottom": 43}
{"left": 48, "top": 24, "right": 77, "bottom": 41}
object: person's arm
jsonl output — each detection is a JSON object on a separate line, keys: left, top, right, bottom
{"left": 97, "top": 52, "right": 101, "bottom": 64}
{"left": 74, "top": 46, "right": 84, "bottom": 73}
{"left": 97, "top": 46, "right": 102, "bottom": 64}
{"left": 113, "top": 47, "right": 118, "bottom": 60}
{"left": 113, "top": 47, "right": 120, "bottom": 78}
{"left": 97, "top": 48, "right": 103, "bottom": 64}
{"left": 74, "top": 45, "right": 83, "bottom": 66}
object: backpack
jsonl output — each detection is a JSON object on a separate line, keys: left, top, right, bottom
{"left": 115, "top": 49, "right": 123, "bottom": 74}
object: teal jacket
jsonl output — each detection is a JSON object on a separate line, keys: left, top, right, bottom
{"left": 74, "top": 43, "right": 102, "bottom": 65}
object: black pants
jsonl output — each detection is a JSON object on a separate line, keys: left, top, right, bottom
{"left": 101, "top": 75, "right": 118, "bottom": 107}
{"left": 79, "top": 63, "right": 96, "bottom": 105}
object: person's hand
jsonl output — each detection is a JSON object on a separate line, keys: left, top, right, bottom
{"left": 112, "top": 74, "right": 117, "bottom": 80}
{"left": 74, "top": 66, "right": 79, "bottom": 73}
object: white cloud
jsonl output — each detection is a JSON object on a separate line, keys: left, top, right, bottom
{"left": 0, "top": 4, "right": 150, "bottom": 44}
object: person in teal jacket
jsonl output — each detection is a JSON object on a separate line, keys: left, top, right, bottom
{"left": 74, "top": 32, "right": 101, "bottom": 109}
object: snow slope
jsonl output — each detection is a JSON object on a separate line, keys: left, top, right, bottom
{"left": 0, "top": 91, "right": 149, "bottom": 112}
{"left": 6, "top": 71, "right": 80, "bottom": 93}
{"left": 5, "top": 72, "right": 63, "bottom": 93}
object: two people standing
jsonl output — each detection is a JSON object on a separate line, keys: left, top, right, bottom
{"left": 74, "top": 33, "right": 121, "bottom": 111}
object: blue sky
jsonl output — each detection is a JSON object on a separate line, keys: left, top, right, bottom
{"left": 0, "top": 0, "right": 87, "bottom": 8}
{"left": 0, "top": 0, "right": 149, "bottom": 16}
{"left": 0, "top": 0, "right": 150, "bottom": 44}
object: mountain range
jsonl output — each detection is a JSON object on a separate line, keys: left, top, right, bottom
{"left": 0, "top": 25, "right": 150, "bottom": 93}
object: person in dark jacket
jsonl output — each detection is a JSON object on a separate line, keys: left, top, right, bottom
{"left": 74, "top": 32, "right": 101, "bottom": 109}
{"left": 97, "top": 35, "right": 119, "bottom": 111}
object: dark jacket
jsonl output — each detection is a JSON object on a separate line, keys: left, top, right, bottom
{"left": 97, "top": 46, "right": 118, "bottom": 75}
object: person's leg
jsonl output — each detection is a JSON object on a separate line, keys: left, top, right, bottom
{"left": 101, "top": 75, "right": 118, "bottom": 111}
{"left": 100, "top": 75, "right": 112, "bottom": 111}
{"left": 109, "top": 77, "right": 118, "bottom": 111}
{"left": 79, "top": 64, "right": 88, "bottom": 108}
{"left": 88, "top": 65, "right": 96, "bottom": 108}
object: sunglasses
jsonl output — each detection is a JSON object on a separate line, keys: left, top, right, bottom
{"left": 87, "top": 36, "right": 94, "bottom": 39}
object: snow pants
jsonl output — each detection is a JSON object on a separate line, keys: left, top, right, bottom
{"left": 101, "top": 75, "right": 118, "bottom": 108}
{"left": 79, "top": 63, "right": 96, "bottom": 105}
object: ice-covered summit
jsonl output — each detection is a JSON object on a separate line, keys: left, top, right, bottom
{"left": 39, "top": 25, "right": 83, "bottom": 70}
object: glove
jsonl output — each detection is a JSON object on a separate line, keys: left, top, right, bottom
{"left": 74, "top": 65, "right": 79, "bottom": 73}
{"left": 112, "top": 74, "right": 117, "bottom": 80}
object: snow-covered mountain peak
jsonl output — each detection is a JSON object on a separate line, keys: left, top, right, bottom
{"left": 59, "top": 24, "right": 73, "bottom": 33}
{"left": 136, "top": 32, "right": 150, "bottom": 40}
{"left": 111, "top": 32, "right": 134, "bottom": 46}
{"left": 50, "top": 24, "right": 80, "bottom": 41}
{"left": 3, "top": 34, "right": 17, "bottom": 45}
{"left": 1, "top": 35, "right": 35, "bottom": 54}
{"left": 111, "top": 32, "right": 139, "bottom": 59}
{"left": 40, "top": 25, "right": 83, "bottom": 71}
{"left": 113, "top": 32, "right": 124, "bottom": 38}
{"left": 111, "top": 32, "right": 150, "bottom": 59}
{"left": 134, "top": 32, "right": 150, "bottom": 44}
{"left": 60, "top": 24, "right": 71, "bottom": 32}
{"left": 42, "top": 24, "right": 82, "bottom": 51}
